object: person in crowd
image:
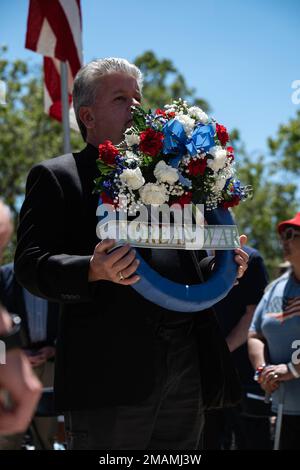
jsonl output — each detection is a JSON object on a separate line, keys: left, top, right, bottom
{"left": 0, "top": 200, "right": 41, "bottom": 436}
{"left": 0, "top": 262, "right": 59, "bottom": 449}
{"left": 248, "top": 212, "right": 300, "bottom": 450}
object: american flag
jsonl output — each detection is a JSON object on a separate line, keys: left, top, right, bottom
{"left": 267, "top": 296, "right": 300, "bottom": 322}
{"left": 25, "top": 0, "right": 83, "bottom": 129}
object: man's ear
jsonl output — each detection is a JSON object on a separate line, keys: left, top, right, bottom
{"left": 79, "top": 106, "right": 95, "bottom": 129}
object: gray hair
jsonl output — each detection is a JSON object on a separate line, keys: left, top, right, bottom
{"left": 73, "top": 58, "right": 143, "bottom": 141}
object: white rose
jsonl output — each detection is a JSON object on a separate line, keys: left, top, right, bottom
{"left": 139, "top": 183, "right": 169, "bottom": 205}
{"left": 124, "top": 150, "right": 140, "bottom": 166}
{"left": 188, "top": 106, "right": 209, "bottom": 124}
{"left": 120, "top": 167, "right": 145, "bottom": 190}
{"left": 207, "top": 146, "right": 227, "bottom": 172}
{"left": 175, "top": 113, "right": 195, "bottom": 138}
{"left": 154, "top": 160, "right": 179, "bottom": 185}
{"left": 125, "top": 133, "right": 140, "bottom": 146}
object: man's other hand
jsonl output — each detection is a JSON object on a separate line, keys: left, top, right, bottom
{"left": 234, "top": 234, "right": 249, "bottom": 280}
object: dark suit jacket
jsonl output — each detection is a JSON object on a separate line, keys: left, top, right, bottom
{"left": 0, "top": 262, "right": 59, "bottom": 347}
{"left": 15, "top": 144, "right": 240, "bottom": 412}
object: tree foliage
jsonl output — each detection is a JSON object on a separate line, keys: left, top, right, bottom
{"left": 268, "top": 110, "right": 300, "bottom": 175}
{"left": 134, "top": 50, "right": 210, "bottom": 112}
{"left": 233, "top": 148, "right": 298, "bottom": 275}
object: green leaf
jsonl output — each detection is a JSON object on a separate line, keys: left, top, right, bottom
{"left": 132, "top": 106, "right": 147, "bottom": 130}
{"left": 96, "top": 160, "right": 115, "bottom": 175}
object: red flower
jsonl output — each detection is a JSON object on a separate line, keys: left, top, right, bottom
{"left": 98, "top": 140, "right": 119, "bottom": 165}
{"left": 167, "top": 112, "right": 176, "bottom": 119}
{"left": 139, "top": 128, "right": 164, "bottom": 157}
{"left": 227, "top": 146, "right": 234, "bottom": 161}
{"left": 172, "top": 191, "right": 193, "bottom": 208}
{"left": 187, "top": 158, "right": 207, "bottom": 177}
{"left": 100, "top": 192, "right": 118, "bottom": 207}
{"left": 155, "top": 109, "right": 166, "bottom": 117}
{"left": 222, "top": 195, "right": 240, "bottom": 209}
{"left": 216, "top": 123, "right": 229, "bottom": 146}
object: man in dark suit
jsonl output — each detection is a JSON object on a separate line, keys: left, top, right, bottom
{"left": 15, "top": 58, "right": 248, "bottom": 450}
{"left": 0, "top": 263, "right": 59, "bottom": 449}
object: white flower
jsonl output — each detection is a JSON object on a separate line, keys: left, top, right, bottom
{"left": 154, "top": 160, "right": 179, "bottom": 185}
{"left": 164, "top": 104, "right": 176, "bottom": 112}
{"left": 188, "top": 106, "right": 209, "bottom": 124}
{"left": 120, "top": 167, "right": 145, "bottom": 190}
{"left": 124, "top": 150, "right": 140, "bottom": 165}
{"left": 207, "top": 146, "right": 227, "bottom": 172}
{"left": 175, "top": 113, "right": 195, "bottom": 138}
{"left": 139, "top": 183, "right": 169, "bottom": 205}
{"left": 125, "top": 133, "right": 140, "bottom": 146}
{"left": 213, "top": 177, "right": 227, "bottom": 192}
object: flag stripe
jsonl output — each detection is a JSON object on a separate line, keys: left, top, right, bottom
{"left": 44, "top": 57, "right": 72, "bottom": 121}
{"left": 44, "top": 57, "right": 61, "bottom": 99}
{"left": 282, "top": 312, "right": 300, "bottom": 321}
{"left": 25, "top": 0, "right": 45, "bottom": 51}
{"left": 76, "top": 0, "right": 82, "bottom": 28}
{"left": 36, "top": 18, "right": 56, "bottom": 57}
{"left": 59, "top": 0, "right": 83, "bottom": 64}
{"left": 43, "top": 82, "right": 52, "bottom": 114}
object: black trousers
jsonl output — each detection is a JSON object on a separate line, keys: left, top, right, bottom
{"left": 280, "top": 415, "right": 300, "bottom": 450}
{"left": 203, "top": 406, "right": 272, "bottom": 450}
{"left": 64, "top": 322, "right": 204, "bottom": 450}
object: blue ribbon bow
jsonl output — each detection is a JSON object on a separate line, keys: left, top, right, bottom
{"left": 163, "top": 119, "right": 215, "bottom": 168}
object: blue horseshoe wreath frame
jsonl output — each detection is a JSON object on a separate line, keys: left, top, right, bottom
{"left": 97, "top": 204, "right": 239, "bottom": 313}
{"left": 132, "top": 207, "right": 238, "bottom": 312}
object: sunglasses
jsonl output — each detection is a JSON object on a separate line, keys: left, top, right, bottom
{"left": 280, "top": 227, "right": 300, "bottom": 242}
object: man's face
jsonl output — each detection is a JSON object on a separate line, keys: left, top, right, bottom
{"left": 85, "top": 72, "right": 141, "bottom": 146}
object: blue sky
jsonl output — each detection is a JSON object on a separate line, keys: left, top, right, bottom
{"left": 1, "top": 0, "right": 300, "bottom": 155}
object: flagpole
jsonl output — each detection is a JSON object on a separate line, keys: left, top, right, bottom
{"left": 60, "top": 61, "right": 71, "bottom": 154}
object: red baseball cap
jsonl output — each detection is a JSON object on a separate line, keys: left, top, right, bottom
{"left": 278, "top": 212, "right": 300, "bottom": 234}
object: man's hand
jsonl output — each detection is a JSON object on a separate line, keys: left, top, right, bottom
{"left": 0, "top": 349, "right": 42, "bottom": 435}
{"left": 234, "top": 234, "right": 249, "bottom": 280}
{"left": 89, "top": 239, "right": 140, "bottom": 285}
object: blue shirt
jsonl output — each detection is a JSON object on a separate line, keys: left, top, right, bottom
{"left": 250, "top": 271, "right": 300, "bottom": 415}
{"left": 23, "top": 287, "right": 48, "bottom": 343}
